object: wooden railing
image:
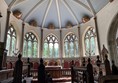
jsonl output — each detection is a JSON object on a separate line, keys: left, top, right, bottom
{"left": 0, "top": 69, "right": 13, "bottom": 81}
{"left": 31, "top": 67, "right": 89, "bottom": 83}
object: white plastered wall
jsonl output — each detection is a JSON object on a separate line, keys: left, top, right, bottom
{"left": 96, "top": 0, "right": 118, "bottom": 61}
{"left": 96, "top": 0, "right": 118, "bottom": 51}
{"left": 0, "top": 0, "right": 8, "bottom": 42}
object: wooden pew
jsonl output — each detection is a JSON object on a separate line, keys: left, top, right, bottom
{"left": 99, "top": 75, "right": 118, "bottom": 83}
{"left": 71, "top": 66, "right": 88, "bottom": 83}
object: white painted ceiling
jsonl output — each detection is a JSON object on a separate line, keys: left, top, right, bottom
{"left": 5, "top": 0, "right": 109, "bottom": 29}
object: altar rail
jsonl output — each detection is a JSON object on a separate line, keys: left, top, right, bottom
{"left": 30, "top": 67, "right": 89, "bottom": 83}
{"left": 30, "top": 68, "right": 71, "bottom": 78}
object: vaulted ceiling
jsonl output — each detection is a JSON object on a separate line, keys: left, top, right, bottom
{"left": 5, "top": 0, "right": 109, "bottom": 29}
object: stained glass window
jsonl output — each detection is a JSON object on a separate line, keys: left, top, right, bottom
{"left": 64, "top": 33, "right": 79, "bottom": 58}
{"left": 6, "top": 26, "right": 16, "bottom": 56}
{"left": 84, "top": 28, "right": 98, "bottom": 56}
{"left": 43, "top": 34, "right": 59, "bottom": 58}
{"left": 23, "top": 32, "right": 38, "bottom": 58}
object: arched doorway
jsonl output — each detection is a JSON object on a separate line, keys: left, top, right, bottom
{"left": 108, "top": 13, "right": 118, "bottom": 66}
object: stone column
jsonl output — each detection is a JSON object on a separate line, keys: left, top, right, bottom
{"left": 0, "top": 14, "right": 3, "bottom": 70}
{"left": 0, "top": 13, "right": 2, "bottom": 40}
{"left": 0, "top": 9, "right": 11, "bottom": 69}
{"left": 40, "top": 29, "right": 43, "bottom": 58}
{"left": 20, "top": 22, "right": 25, "bottom": 54}
{"left": 60, "top": 30, "right": 63, "bottom": 65}
{"left": 78, "top": 27, "right": 82, "bottom": 61}
{"left": 0, "top": 42, "right": 5, "bottom": 70}
{"left": 94, "top": 17, "right": 101, "bottom": 59}
{"left": 4, "top": 9, "right": 11, "bottom": 48}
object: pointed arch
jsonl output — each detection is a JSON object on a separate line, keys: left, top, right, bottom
{"left": 6, "top": 25, "right": 17, "bottom": 56}
{"left": 84, "top": 27, "right": 98, "bottom": 56}
{"left": 64, "top": 32, "right": 79, "bottom": 58}
{"left": 23, "top": 32, "right": 38, "bottom": 58}
{"left": 43, "top": 33, "right": 59, "bottom": 58}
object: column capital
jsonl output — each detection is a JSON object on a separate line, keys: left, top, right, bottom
{"left": 60, "top": 29, "right": 61, "bottom": 31}
{"left": 7, "top": 9, "right": 11, "bottom": 14}
{"left": 77, "top": 26, "right": 80, "bottom": 29}
{"left": 22, "top": 22, "right": 25, "bottom": 26}
{"left": 93, "top": 16, "right": 97, "bottom": 20}
{"left": 41, "top": 29, "right": 43, "bottom": 31}
{"left": 0, "top": 12, "right": 2, "bottom": 18}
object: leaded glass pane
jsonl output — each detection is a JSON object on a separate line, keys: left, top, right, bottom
{"left": 33, "top": 42, "right": 38, "bottom": 58}
{"left": 70, "top": 42, "right": 74, "bottom": 57}
{"left": 85, "top": 38, "right": 89, "bottom": 56}
{"left": 6, "top": 35, "right": 11, "bottom": 56}
{"left": 90, "top": 37, "right": 95, "bottom": 55}
{"left": 64, "top": 42, "right": 68, "bottom": 57}
{"left": 12, "top": 32, "right": 16, "bottom": 36}
{"left": 8, "top": 30, "right": 11, "bottom": 34}
{"left": 43, "top": 43, "right": 48, "bottom": 58}
{"left": 28, "top": 41, "right": 32, "bottom": 57}
{"left": 54, "top": 43, "right": 59, "bottom": 58}
{"left": 11, "top": 37, "right": 16, "bottom": 56}
{"left": 49, "top": 43, "right": 53, "bottom": 57}
{"left": 75, "top": 41, "right": 79, "bottom": 57}
{"left": 23, "top": 40, "right": 27, "bottom": 57}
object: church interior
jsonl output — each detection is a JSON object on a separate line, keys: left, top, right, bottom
{"left": 0, "top": 0, "right": 118, "bottom": 83}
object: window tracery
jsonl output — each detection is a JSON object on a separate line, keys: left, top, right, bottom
{"left": 6, "top": 26, "right": 16, "bottom": 56}
{"left": 23, "top": 32, "right": 38, "bottom": 57}
{"left": 64, "top": 33, "right": 79, "bottom": 58}
{"left": 43, "top": 34, "right": 59, "bottom": 58}
{"left": 84, "top": 28, "right": 98, "bottom": 56}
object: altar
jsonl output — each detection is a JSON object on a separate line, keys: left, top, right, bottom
{"left": 45, "top": 66, "right": 62, "bottom": 78}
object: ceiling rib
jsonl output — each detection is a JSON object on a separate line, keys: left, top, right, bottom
{"left": 13, "top": 0, "right": 26, "bottom": 6}
{"left": 56, "top": 0, "right": 61, "bottom": 29}
{"left": 86, "top": 0, "right": 96, "bottom": 16}
{"left": 61, "top": 0, "right": 78, "bottom": 24}
{"left": 73, "top": 0, "right": 91, "bottom": 13}
{"left": 8, "top": 0, "right": 16, "bottom": 10}
{"left": 24, "top": 0, "right": 46, "bottom": 21}
{"left": 42, "top": 0, "right": 53, "bottom": 28}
